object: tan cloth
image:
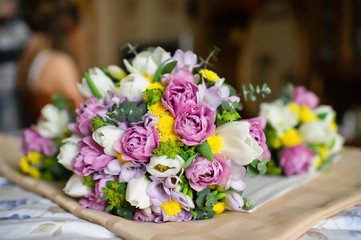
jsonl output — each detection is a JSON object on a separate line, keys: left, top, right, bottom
{"left": 1, "top": 134, "right": 361, "bottom": 240}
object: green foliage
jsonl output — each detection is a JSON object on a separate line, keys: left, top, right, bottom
{"left": 243, "top": 197, "right": 254, "bottom": 211}
{"left": 279, "top": 83, "right": 294, "bottom": 104}
{"left": 241, "top": 83, "right": 271, "bottom": 102}
{"left": 41, "top": 156, "right": 71, "bottom": 181}
{"left": 83, "top": 174, "right": 95, "bottom": 190}
{"left": 121, "top": 42, "right": 138, "bottom": 56}
{"left": 52, "top": 93, "right": 69, "bottom": 110}
{"left": 153, "top": 139, "right": 183, "bottom": 159}
{"left": 179, "top": 145, "right": 197, "bottom": 168}
{"left": 102, "top": 178, "right": 128, "bottom": 213}
{"left": 116, "top": 206, "right": 136, "bottom": 220}
{"left": 196, "top": 141, "right": 214, "bottom": 162}
{"left": 193, "top": 187, "right": 218, "bottom": 220}
{"left": 266, "top": 159, "right": 283, "bottom": 175}
{"left": 144, "top": 88, "right": 164, "bottom": 105}
{"left": 216, "top": 100, "right": 242, "bottom": 126}
{"left": 84, "top": 71, "right": 103, "bottom": 98}
{"left": 107, "top": 101, "right": 147, "bottom": 123}
{"left": 317, "top": 113, "right": 328, "bottom": 120}
{"left": 246, "top": 158, "right": 268, "bottom": 178}
{"left": 153, "top": 60, "right": 178, "bottom": 83}
{"left": 199, "top": 45, "right": 220, "bottom": 70}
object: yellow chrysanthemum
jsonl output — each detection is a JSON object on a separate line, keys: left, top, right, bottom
{"left": 213, "top": 201, "right": 226, "bottom": 215}
{"left": 298, "top": 105, "right": 317, "bottom": 122}
{"left": 146, "top": 82, "right": 165, "bottom": 91}
{"left": 148, "top": 102, "right": 170, "bottom": 117}
{"left": 160, "top": 133, "right": 179, "bottom": 143}
{"left": 28, "top": 167, "right": 41, "bottom": 179}
{"left": 281, "top": 128, "right": 303, "bottom": 147}
{"left": 207, "top": 135, "right": 223, "bottom": 154}
{"left": 161, "top": 199, "right": 182, "bottom": 217}
{"left": 330, "top": 121, "right": 338, "bottom": 132}
{"left": 199, "top": 69, "right": 221, "bottom": 82}
{"left": 289, "top": 102, "right": 300, "bottom": 113}
{"left": 319, "top": 146, "right": 328, "bottom": 160}
{"left": 157, "top": 115, "right": 180, "bottom": 142}
{"left": 20, "top": 156, "right": 29, "bottom": 173}
{"left": 27, "top": 151, "right": 42, "bottom": 164}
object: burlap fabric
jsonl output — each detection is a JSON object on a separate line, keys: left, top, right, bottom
{"left": 1, "top": 134, "right": 361, "bottom": 240}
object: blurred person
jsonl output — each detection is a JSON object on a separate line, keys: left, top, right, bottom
{"left": 0, "top": 0, "right": 30, "bottom": 132}
{"left": 18, "top": 0, "right": 84, "bottom": 127}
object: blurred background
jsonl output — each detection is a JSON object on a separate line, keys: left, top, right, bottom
{"left": 0, "top": 0, "right": 361, "bottom": 146}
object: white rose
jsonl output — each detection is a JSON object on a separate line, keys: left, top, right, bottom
{"left": 37, "top": 104, "right": 69, "bottom": 138}
{"left": 328, "top": 133, "right": 345, "bottom": 155}
{"left": 314, "top": 105, "right": 336, "bottom": 122}
{"left": 63, "top": 174, "right": 91, "bottom": 197}
{"left": 124, "top": 46, "right": 171, "bottom": 78}
{"left": 215, "top": 121, "right": 263, "bottom": 165}
{"left": 299, "top": 121, "right": 335, "bottom": 144}
{"left": 126, "top": 176, "right": 151, "bottom": 209}
{"left": 57, "top": 135, "right": 81, "bottom": 170}
{"left": 259, "top": 100, "right": 298, "bottom": 135}
{"left": 146, "top": 155, "right": 185, "bottom": 178}
{"left": 92, "top": 125, "right": 124, "bottom": 156}
{"left": 78, "top": 67, "right": 116, "bottom": 98}
{"left": 117, "top": 73, "right": 150, "bottom": 101}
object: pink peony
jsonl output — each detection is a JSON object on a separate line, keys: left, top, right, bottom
{"left": 174, "top": 104, "right": 216, "bottom": 146}
{"left": 72, "top": 136, "right": 114, "bottom": 176}
{"left": 292, "top": 86, "right": 319, "bottom": 109}
{"left": 185, "top": 154, "right": 231, "bottom": 191}
{"left": 113, "top": 126, "right": 159, "bottom": 163}
{"left": 79, "top": 190, "right": 109, "bottom": 212}
{"left": 279, "top": 143, "right": 314, "bottom": 176}
{"left": 21, "top": 126, "right": 56, "bottom": 157}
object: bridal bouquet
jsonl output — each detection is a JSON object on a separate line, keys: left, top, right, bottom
{"left": 19, "top": 94, "right": 73, "bottom": 181}
{"left": 259, "top": 84, "right": 344, "bottom": 176}
{"left": 20, "top": 45, "right": 271, "bottom": 222}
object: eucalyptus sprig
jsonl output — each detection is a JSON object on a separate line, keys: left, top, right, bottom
{"left": 200, "top": 45, "right": 220, "bottom": 69}
{"left": 107, "top": 101, "right": 147, "bottom": 123}
{"left": 246, "top": 158, "right": 268, "bottom": 178}
{"left": 121, "top": 42, "right": 138, "bottom": 57}
{"left": 241, "top": 83, "right": 271, "bottom": 101}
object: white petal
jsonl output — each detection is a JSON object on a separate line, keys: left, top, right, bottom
{"left": 63, "top": 174, "right": 91, "bottom": 197}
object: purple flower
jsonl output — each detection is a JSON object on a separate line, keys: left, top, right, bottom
{"left": 171, "top": 49, "right": 200, "bottom": 73}
{"left": 21, "top": 127, "right": 56, "bottom": 157}
{"left": 133, "top": 209, "right": 158, "bottom": 222}
{"left": 292, "top": 86, "right": 319, "bottom": 109}
{"left": 79, "top": 190, "right": 108, "bottom": 212}
{"left": 279, "top": 143, "right": 314, "bottom": 176}
{"left": 113, "top": 126, "right": 159, "bottom": 163}
{"left": 198, "top": 79, "right": 240, "bottom": 111}
{"left": 227, "top": 159, "right": 247, "bottom": 191}
{"left": 174, "top": 104, "right": 216, "bottom": 146}
{"left": 161, "top": 209, "right": 193, "bottom": 222}
{"left": 69, "top": 97, "right": 103, "bottom": 136}
{"left": 242, "top": 117, "right": 271, "bottom": 161}
{"left": 225, "top": 192, "right": 244, "bottom": 211}
{"left": 185, "top": 154, "right": 231, "bottom": 191}
{"left": 120, "top": 162, "right": 147, "bottom": 182}
{"left": 129, "top": 112, "right": 158, "bottom": 128}
{"left": 147, "top": 176, "right": 171, "bottom": 206}
{"left": 162, "top": 74, "right": 198, "bottom": 117}
{"left": 72, "top": 136, "right": 114, "bottom": 176}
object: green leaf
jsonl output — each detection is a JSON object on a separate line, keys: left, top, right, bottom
{"left": 84, "top": 71, "right": 103, "bottom": 98}
{"left": 257, "top": 162, "right": 267, "bottom": 174}
{"left": 196, "top": 141, "right": 214, "bottom": 162}
{"left": 106, "top": 180, "right": 114, "bottom": 188}
{"left": 153, "top": 59, "right": 170, "bottom": 83}
{"left": 317, "top": 113, "right": 328, "bottom": 120}
{"left": 181, "top": 153, "right": 198, "bottom": 168}
{"left": 162, "top": 61, "right": 178, "bottom": 74}
{"left": 216, "top": 192, "right": 226, "bottom": 199}
{"left": 196, "top": 193, "right": 207, "bottom": 208}
{"left": 106, "top": 205, "right": 113, "bottom": 212}
{"left": 51, "top": 93, "right": 68, "bottom": 110}
{"left": 247, "top": 165, "right": 259, "bottom": 178}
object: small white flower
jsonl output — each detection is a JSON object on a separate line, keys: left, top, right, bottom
{"left": 146, "top": 155, "right": 185, "bottom": 178}
{"left": 259, "top": 100, "right": 298, "bottom": 135}
{"left": 37, "top": 104, "right": 69, "bottom": 139}
{"left": 57, "top": 135, "right": 81, "bottom": 170}
{"left": 126, "top": 176, "right": 152, "bottom": 209}
{"left": 124, "top": 47, "right": 171, "bottom": 79}
{"left": 215, "top": 121, "right": 263, "bottom": 166}
{"left": 299, "top": 120, "right": 335, "bottom": 144}
{"left": 92, "top": 125, "right": 124, "bottom": 156}
{"left": 314, "top": 105, "right": 336, "bottom": 122}
{"left": 63, "top": 174, "right": 91, "bottom": 197}
{"left": 78, "top": 67, "right": 116, "bottom": 98}
{"left": 117, "top": 73, "right": 150, "bottom": 101}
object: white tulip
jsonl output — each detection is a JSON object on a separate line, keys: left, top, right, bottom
{"left": 117, "top": 73, "right": 150, "bottom": 101}
{"left": 328, "top": 133, "right": 345, "bottom": 156}
{"left": 57, "top": 135, "right": 81, "bottom": 170}
{"left": 126, "top": 176, "right": 152, "bottom": 209}
{"left": 146, "top": 155, "right": 184, "bottom": 178}
{"left": 92, "top": 125, "right": 124, "bottom": 156}
{"left": 78, "top": 67, "right": 116, "bottom": 98}
{"left": 314, "top": 105, "right": 336, "bottom": 122}
{"left": 124, "top": 46, "right": 171, "bottom": 79}
{"left": 63, "top": 174, "right": 91, "bottom": 197}
{"left": 299, "top": 121, "right": 335, "bottom": 144}
{"left": 37, "top": 104, "right": 69, "bottom": 139}
{"left": 215, "top": 121, "right": 263, "bottom": 166}
{"left": 259, "top": 100, "right": 298, "bottom": 135}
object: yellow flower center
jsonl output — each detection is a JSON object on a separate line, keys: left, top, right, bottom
{"left": 213, "top": 201, "right": 226, "bottom": 214}
{"left": 319, "top": 146, "right": 328, "bottom": 160}
{"left": 298, "top": 105, "right": 317, "bottom": 122}
{"left": 199, "top": 69, "right": 221, "bottom": 82}
{"left": 154, "top": 164, "right": 172, "bottom": 172}
{"left": 116, "top": 153, "right": 130, "bottom": 164}
{"left": 281, "top": 128, "right": 303, "bottom": 147}
{"left": 161, "top": 199, "right": 182, "bottom": 217}
{"left": 289, "top": 102, "right": 300, "bottom": 113}
{"left": 148, "top": 102, "right": 170, "bottom": 117}
{"left": 207, "top": 135, "right": 223, "bottom": 154}
{"left": 27, "top": 151, "right": 42, "bottom": 164}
